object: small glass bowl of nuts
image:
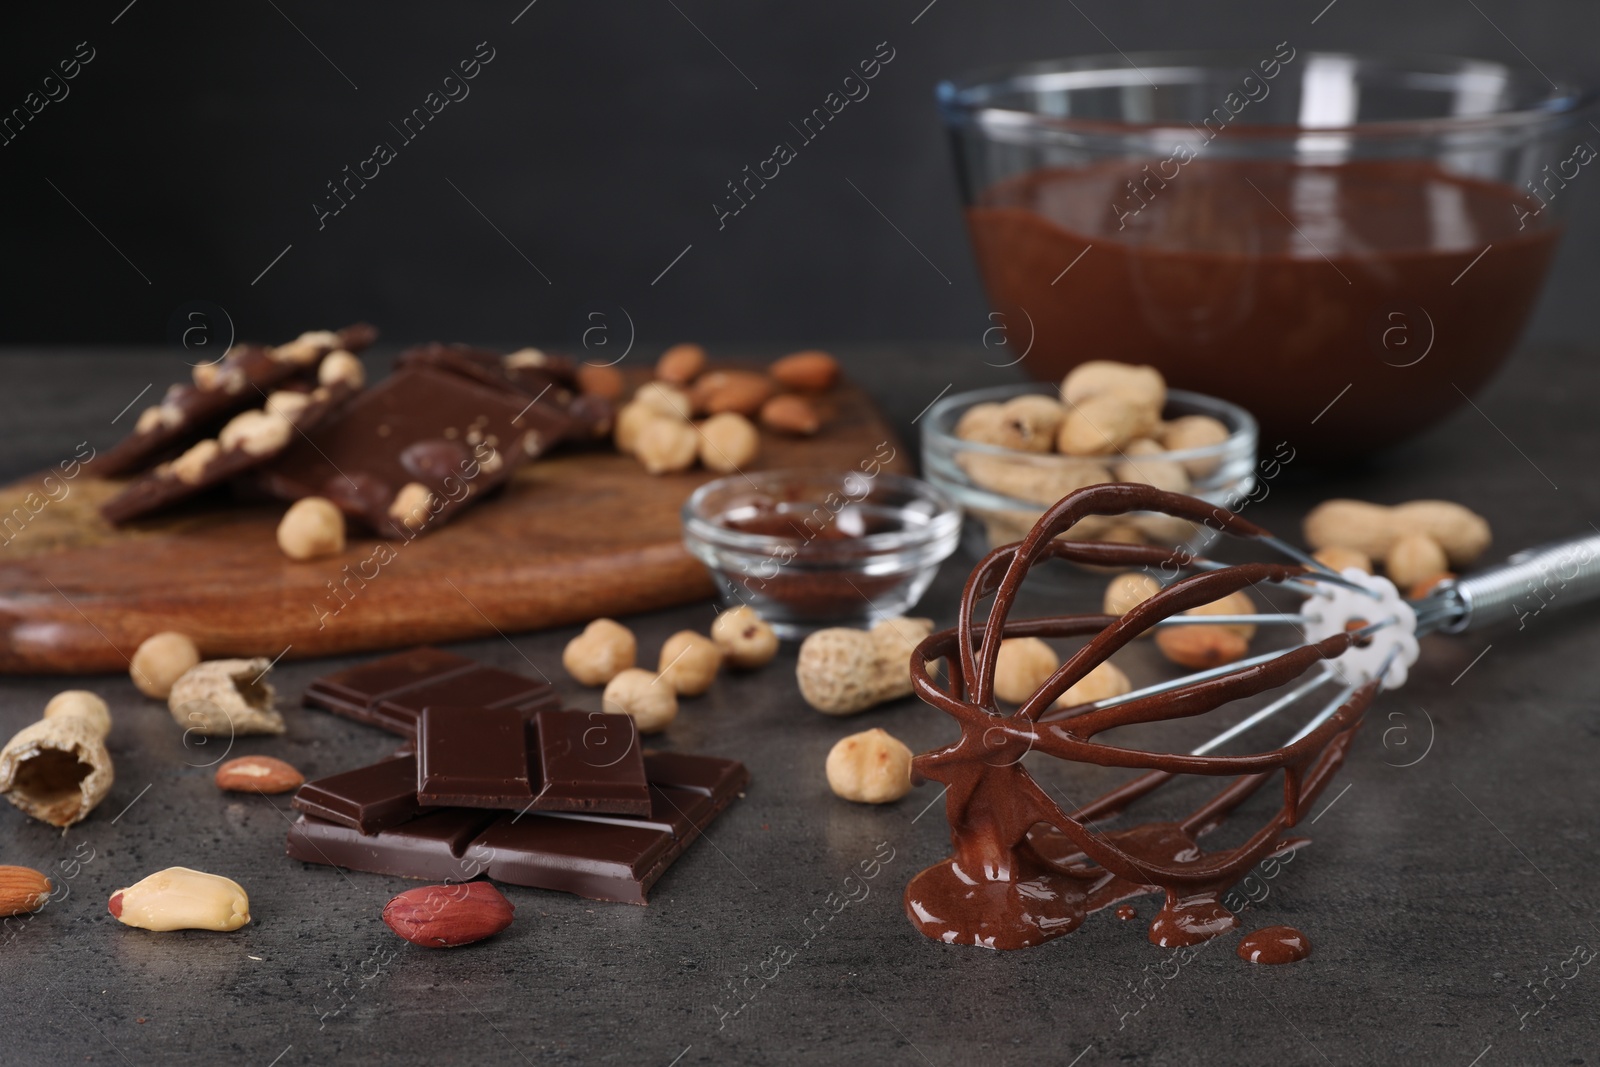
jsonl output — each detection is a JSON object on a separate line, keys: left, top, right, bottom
{"left": 682, "top": 469, "right": 962, "bottom": 639}
{"left": 922, "top": 363, "right": 1257, "bottom": 553}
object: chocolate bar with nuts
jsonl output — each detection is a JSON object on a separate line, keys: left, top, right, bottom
{"left": 97, "top": 324, "right": 377, "bottom": 477}
{"left": 397, "top": 342, "right": 613, "bottom": 447}
{"left": 256, "top": 366, "right": 541, "bottom": 538}
{"left": 99, "top": 366, "right": 362, "bottom": 525}
{"left": 301, "top": 647, "right": 560, "bottom": 737}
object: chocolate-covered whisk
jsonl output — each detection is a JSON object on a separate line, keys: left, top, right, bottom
{"left": 904, "top": 483, "right": 1600, "bottom": 951}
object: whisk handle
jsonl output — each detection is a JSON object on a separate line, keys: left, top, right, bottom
{"left": 1434, "top": 533, "right": 1600, "bottom": 633}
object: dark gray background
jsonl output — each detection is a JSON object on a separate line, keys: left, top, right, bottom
{"left": 0, "top": 0, "right": 1596, "bottom": 349}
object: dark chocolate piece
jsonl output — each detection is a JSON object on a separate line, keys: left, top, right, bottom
{"left": 283, "top": 751, "right": 749, "bottom": 904}
{"left": 302, "top": 647, "right": 558, "bottom": 737}
{"left": 415, "top": 706, "right": 535, "bottom": 808}
{"left": 97, "top": 324, "right": 376, "bottom": 477}
{"left": 287, "top": 808, "right": 499, "bottom": 882}
{"left": 396, "top": 342, "right": 611, "bottom": 446}
{"left": 291, "top": 755, "right": 425, "bottom": 834}
{"left": 530, "top": 709, "right": 650, "bottom": 815}
{"left": 100, "top": 381, "right": 355, "bottom": 525}
{"left": 257, "top": 367, "right": 539, "bottom": 538}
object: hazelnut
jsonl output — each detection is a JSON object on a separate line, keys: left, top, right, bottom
{"left": 658, "top": 630, "right": 722, "bottom": 696}
{"left": 635, "top": 417, "right": 699, "bottom": 474}
{"left": 1061, "top": 361, "right": 1167, "bottom": 413}
{"left": 634, "top": 382, "right": 693, "bottom": 421}
{"left": 1386, "top": 532, "right": 1449, "bottom": 589}
{"left": 276, "top": 497, "right": 345, "bottom": 562}
{"left": 1312, "top": 545, "right": 1374, "bottom": 575}
{"left": 504, "top": 348, "right": 553, "bottom": 369}
{"left": 318, "top": 350, "right": 365, "bottom": 389}
{"left": 656, "top": 343, "right": 707, "bottom": 386}
{"left": 1104, "top": 573, "right": 1162, "bottom": 617}
{"left": 697, "top": 413, "right": 759, "bottom": 473}
{"left": 825, "top": 727, "right": 913, "bottom": 804}
{"left": 388, "top": 483, "right": 435, "bottom": 532}
{"left": 601, "top": 668, "right": 678, "bottom": 734}
{"left": 994, "top": 637, "right": 1059, "bottom": 704}
{"left": 711, "top": 605, "right": 778, "bottom": 669}
{"left": 274, "top": 330, "right": 339, "bottom": 365}
{"left": 563, "top": 618, "right": 637, "bottom": 686}
{"left": 614, "top": 401, "right": 663, "bottom": 455}
{"left": 1054, "top": 660, "right": 1132, "bottom": 709}
{"left": 263, "top": 390, "right": 312, "bottom": 421}
{"left": 130, "top": 633, "right": 201, "bottom": 699}
{"left": 219, "top": 410, "right": 292, "bottom": 457}
{"left": 576, "top": 363, "right": 625, "bottom": 401}
{"left": 43, "top": 690, "right": 113, "bottom": 737}
{"left": 1159, "top": 415, "right": 1230, "bottom": 477}
{"left": 166, "top": 439, "right": 220, "bottom": 484}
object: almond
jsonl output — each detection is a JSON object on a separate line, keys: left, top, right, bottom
{"left": 575, "top": 363, "right": 625, "bottom": 401}
{"left": 770, "top": 350, "right": 839, "bottom": 391}
{"left": 759, "top": 394, "right": 821, "bottom": 436}
{"left": 0, "top": 865, "right": 51, "bottom": 917}
{"left": 382, "top": 881, "right": 514, "bottom": 948}
{"left": 214, "top": 755, "right": 304, "bottom": 794}
{"left": 656, "top": 343, "right": 707, "bottom": 385}
{"left": 690, "top": 370, "right": 775, "bottom": 417}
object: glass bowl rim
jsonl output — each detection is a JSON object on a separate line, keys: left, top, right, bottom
{"left": 682, "top": 468, "right": 964, "bottom": 559}
{"left": 937, "top": 50, "right": 1598, "bottom": 140}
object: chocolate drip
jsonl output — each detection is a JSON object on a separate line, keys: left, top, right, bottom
{"left": 904, "top": 483, "right": 1374, "bottom": 951}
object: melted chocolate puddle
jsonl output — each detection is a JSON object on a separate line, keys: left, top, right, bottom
{"left": 1238, "top": 925, "right": 1311, "bottom": 964}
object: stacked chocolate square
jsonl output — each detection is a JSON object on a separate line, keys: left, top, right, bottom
{"left": 287, "top": 647, "right": 748, "bottom": 904}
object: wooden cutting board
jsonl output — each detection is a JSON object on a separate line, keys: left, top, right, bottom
{"left": 0, "top": 380, "right": 907, "bottom": 674}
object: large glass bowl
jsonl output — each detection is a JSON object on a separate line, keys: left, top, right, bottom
{"left": 939, "top": 51, "right": 1595, "bottom": 459}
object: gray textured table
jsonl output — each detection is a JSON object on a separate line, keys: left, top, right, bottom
{"left": 1, "top": 344, "right": 1597, "bottom": 1066}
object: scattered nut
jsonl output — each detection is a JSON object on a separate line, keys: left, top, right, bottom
{"left": 1055, "top": 660, "right": 1133, "bottom": 709}
{"left": 1184, "top": 590, "right": 1257, "bottom": 639}
{"left": 214, "top": 755, "right": 304, "bottom": 794}
{"left": 1104, "top": 573, "right": 1162, "bottom": 617}
{"left": 602, "top": 668, "right": 678, "bottom": 734}
{"left": 658, "top": 631, "right": 722, "bottom": 696}
{"left": 614, "top": 401, "right": 663, "bottom": 455}
{"left": 1312, "top": 545, "right": 1373, "bottom": 575}
{"left": 760, "top": 394, "right": 821, "bottom": 436}
{"left": 576, "top": 363, "right": 625, "bottom": 401}
{"left": 0, "top": 866, "right": 51, "bottom": 917}
{"left": 691, "top": 370, "right": 775, "bottom": 417}
{"left": 770, "top": 350, "right": 839, "bottom": 391}
{"left": 1303, "top": 498, "right": 1490, "bottom": 568}
{"left": 711, "top": 605, "right": 779, "bottom": 669}
{"left": 317, "top": 350, "right": 366, "bottom": 389}
{"left": 219, "top": 409, "right": 293, "bottom": 456}
{"left": 108, "top": 867, "right": 250, "bottom": 932}
{"left": 276, "top": 497, "right": 346, "bottom": 562}
{"left": 634, "top": 381, "right": 694, "bottom": 420}
{"left": 636, "top": 417, "right": 699, "bottom": 474}
{"left": 796, "top": 617, "right": 933, "bottom": 715}
{"left": 166, "top": 439, "right": 220, "bottom": 484}
{"left": 563, "top": 618, "right": 637, "bottom": 686}
{"left": 0, "top": 692, "right": 114, "bottom": 827}
{"left": 388, "top": 482, "right": 435, "bottom": 532}
{"left": 698, "top": 412, "right": 760, "bottom": 472}
{"left": 1062, "top": 361, "right": 1166, "bottom": 413}
{"left": 383, "top": 881, "right": 514, "bottom": 948}
{"left": 130, "top": 632, "right": 201, "bottom": 699}
{"left": 1156, "top": 623, "right": 1249, "bottom": 669}
{"left": 656, "top": 343, "right": 708, "bottom": 385}
{"left": 168, "top": 658, "right": 285, "bottom": 737}
{"left": 1058, "top": 393, "right": 1157, "bottom": 455}
{"left": 1159, "top": 415, "right": 1230, "bottom": 477}
{"left": 1386, "top": 532, "right": 1449, "bottom": 589}
{"left": 994, "top": 637, "right": 1059, "bottom": 704}
{"left": 826, "top": 728, "right": 913, "bottom": 803}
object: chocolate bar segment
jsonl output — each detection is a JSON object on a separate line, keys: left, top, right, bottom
{"left": 291, "top": 754, "right": 425, "bottom": 834}
{"left": 531, "top": 709, "right": 651, "bottom": 815}
{"left": 98, "top": 324, "right": 375, "bottom": 477}
{"left": 302, "top": 647, "right": 557, "bottom": 737}
{"left": 415, "top": 706, "right": 535, "bottom": 808}
{"left": 257, "top": 367, "right": 538, "bottom": 538}
{"left": 287, "top": 808, "right": 498, "bottom": 882}
{"left": 397, "top": 343, "right": 611, "bottom": 446}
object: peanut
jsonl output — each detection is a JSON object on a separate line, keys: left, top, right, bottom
{"left": 108, "top": 867, "right": 250, "bottom": 932}
{"left": 996, "top": 395, "right": 1067, "bottom": 453}
{"left": 1058, "top": 393, "right": 1156, "bottom": 455}
{"left": 993, "top": 637, "right": 1059, "bottom": 704}
{"left": 1113, "top": 455, "right": 1191, "bottom": 494}
{"left": 1, "top": 691, "right": 114, "bottom": 827}
{"left": 958, "top": 453, "right": 1110, "bottom": 506}
{"left": 825, "top": 728, "right": 913, "bottom": 804}
{"left": 796, "top": 617, "right": 933, "bottom": 715}
{"left": 1312, "top": 545, "right": 1373, "bottom": 575}
{"left": 1062, "top": 361, "right": 1166, "bottom": 413}
{"left": 602, "top": 668, "right": 678, "bottom": 734}
{"left": 1386, "top": 532, "right": 1449, "bottom": 589}
{"left": 1303, "top": 498, "right": 1490, "bottom": 568}
{"left": 169, "top": 658, "right": 285, "bottom": 736}
{"left": 563, "top": 618, "right": 636, "bottom": 686}
{"left": 1158, "top": 415, "right": 1230, "bottom": 477}
{"left": 130, "top": 632, "right": 200, "bottom": 699}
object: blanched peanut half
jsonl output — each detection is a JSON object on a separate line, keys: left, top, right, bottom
{"left": 108, "top": 867, "right": 250, "bottom": 932}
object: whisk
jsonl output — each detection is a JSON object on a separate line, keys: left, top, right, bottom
{"left": 904, "top": 483, "right": 1600, "bottom": 951}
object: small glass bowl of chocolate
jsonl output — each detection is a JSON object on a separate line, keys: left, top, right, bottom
{"left": 921, "top": 382, "right": 1259, "bottom": 555}
{"left": 682, "top": 470, "right": 962, "bottom": 638}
